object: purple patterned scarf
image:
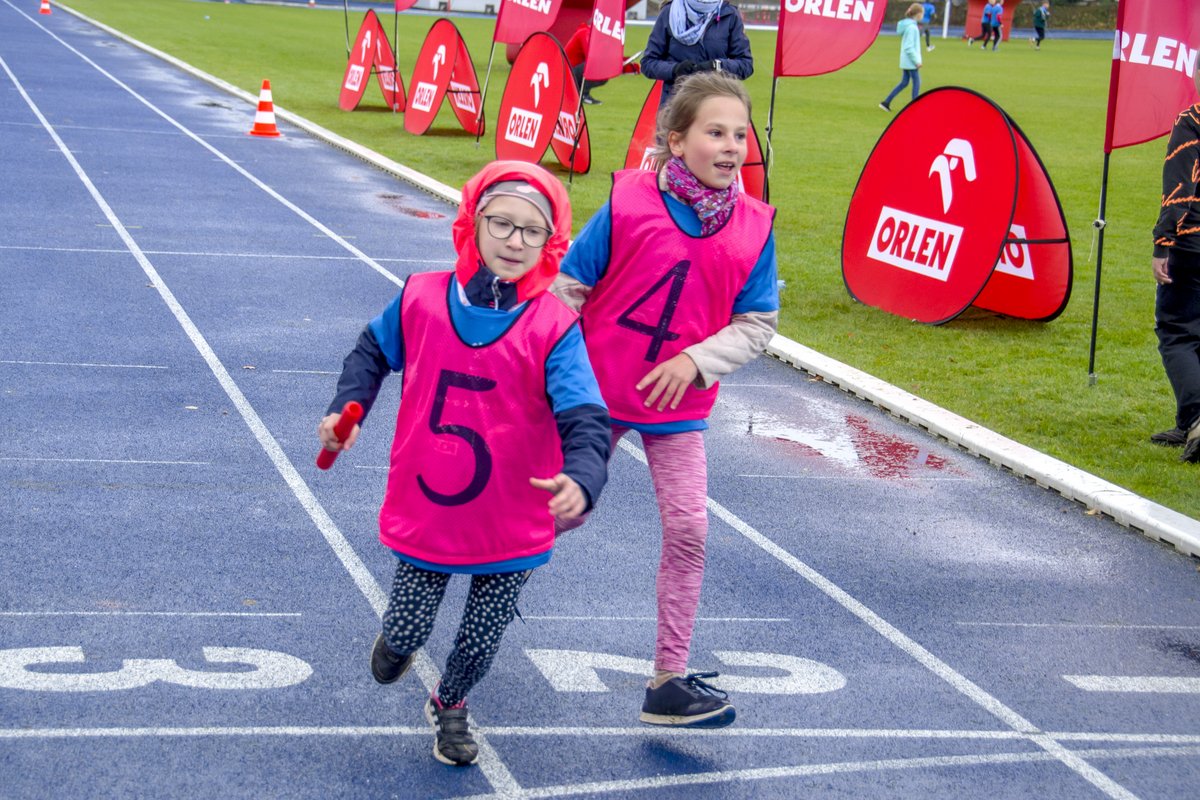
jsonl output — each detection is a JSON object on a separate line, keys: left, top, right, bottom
{"left": 664, "top": 156, "right": 739, "bottom": 236}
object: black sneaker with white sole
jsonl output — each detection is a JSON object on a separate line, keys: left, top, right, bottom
{"left": 640, "top": 671, "right": 736, "bottom": 728}
{"left": 369, "top": 633, "right": 413, "bottom": 684}
{"left": 1150, "top": 427, "right": 1186, "bottom": 447}
{"left": 424, "top": 697, "right": 479, "bottom": 766}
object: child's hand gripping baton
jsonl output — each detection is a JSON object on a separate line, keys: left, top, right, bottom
{"left": 316, "top": 401, "right": 363, "bottom": 470}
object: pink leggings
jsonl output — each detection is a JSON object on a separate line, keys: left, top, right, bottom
{"left": 561, "top": 425, "right": 708, "bottom": 673}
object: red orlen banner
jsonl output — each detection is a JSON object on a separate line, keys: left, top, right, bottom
{"left": 843, "top": 87, "right": 1071, "bottom": 324}
{"left": 406, "top": 19, "right": 481, "bottom": 135}
{"left": 448, "top": 32, "right": 486, "bottom": 137}
{"left": 583, "top": 0, "right": 626, "bottom": 81}
{"left": 962, "top": 0, "right": 1019, "bottom": 43}
{"left": 494, "top": 0, "right": 564, "bottom": 45}
{"left": 774, "top": 0, "right": 885, "bottom": 77}
{"left": 1105, "top": 0, "right": 1200, "bottom": 151}
{"left": 623, "top": 81, "right": 766, "bottom": 201}
{"left": 496, "top": 32, "right": 568, "bottom": 162}
{"left": 550, "top": 56, "right": 591, "bottom": 173}
{"left": 339, "top": 11, "right": 404, "bottom": 111}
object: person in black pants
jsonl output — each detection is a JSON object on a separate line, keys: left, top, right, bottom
{"left": 1151, "top": 68, "right": 1200, "bottom": 461}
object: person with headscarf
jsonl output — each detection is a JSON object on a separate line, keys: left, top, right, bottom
{"left": 640, "top": 0, "right": 753, "bottom": 108}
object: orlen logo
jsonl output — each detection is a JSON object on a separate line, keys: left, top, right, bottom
{"left": 449, "top": 81, "right": 476, "bottom": 114}
{"left": 592, "top": 9, "right": 625, "bottom": 44}
{"left": 784, "top": 0, "right": 875, "bottom": 22}
{"left": 1113, "top": 30, "right": 1197, "bottom": 77}
{"left": 505, "top": 107, "right": 542, "bottom": 148}
{"left": 553, "top": 111, "right": 577, "bottom": 146}
{"left": 344, "top": 65, "right": 365, "bottom": 92}
{"left": 411, "top": 81, "right": 438, "bottom": 113}
{"left": 995, "top": 224, "right": 1034, "bottom": 280}
{"left": 638, "top": 146, "right": 656, "bottom": 171}
{"left": 868, "top": 206, "right": 963, "bottom": 282}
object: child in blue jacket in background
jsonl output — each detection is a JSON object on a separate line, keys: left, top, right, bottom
{"left": 879, "top": 4, "right": 924, "bottom": 113}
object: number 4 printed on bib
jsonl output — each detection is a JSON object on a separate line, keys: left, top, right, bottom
{"left": 616, "top": 260, "right": 690, "bottom": 362}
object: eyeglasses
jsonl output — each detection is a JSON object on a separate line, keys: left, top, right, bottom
{"left": 482, "top": 215, "right": 551, "bottom": 248}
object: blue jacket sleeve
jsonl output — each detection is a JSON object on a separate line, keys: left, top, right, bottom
{"left": 639, "top": 13, "right": 676, "bottom": 84}
{"left": 326, "top": 325, "right": 394, "bottom": 424}
{"left": 560, "top": 202, "right": 613, "bottom": 288}
{"left": 546, "top": 323, "right": 611, "bottom": 512}
{"left": 718, "top": 9, "right": 754, "bottom": 79}
{"left": 732, "top": 230, "right": 779, "bottom": 314}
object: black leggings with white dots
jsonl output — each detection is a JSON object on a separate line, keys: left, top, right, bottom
{"left": 382, "top": 558, "right": 527, "bottom": 707}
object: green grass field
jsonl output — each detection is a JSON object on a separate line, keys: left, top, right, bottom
{"left": 54, "top": 0, "right": 1196, "bottom": 517}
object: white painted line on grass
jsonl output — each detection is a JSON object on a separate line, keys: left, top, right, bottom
{"left": 0, "top": 37, "right": 520, "bottom": 797}
{"left": 1063, "top": 676, "right": 1200, "bottom": 694}
{"left": 616, "top": 437, "right": 1141, "bottom": 800}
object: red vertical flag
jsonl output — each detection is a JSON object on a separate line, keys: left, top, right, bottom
{"left": 394, "top": 0, "right": 420, "bottom": 10}
{"left": 774, "top": 0, "right": 885, "bottom": 77}
{"left": 494, "top": 0, "right": 564, "bottom": 45}
{"left": 1105, "top": 0, "right": 1200, "bottom": 152}
{"left": 583, "top": 0, "right": 626, "bottom": 81}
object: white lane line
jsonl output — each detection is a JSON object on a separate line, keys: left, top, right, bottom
{"left": 454, "top": 746, "right": 1200, "bottom": 800}
{"left": 0, "top": 611, "right": 301, "bottom": 618}
{"left": 1064, "top": 676, "right": 1200, "bottom": 694}
{"left": 520, "top": 616, "right": 791, "bottom": 623}
{"left": 4, "top": 724, "right": 1197, "bottom": 746}
{"left": 272, "top": 369, "right": 338, "bottom": 376}
{"left": 736, "top": 474, "right": 971, "bottom": 482}
{"left": 959, "top": 622, "right": 1200, "bottom": 631}
{"left": 0, "top": 29, "right": 520, "bottom": 797}
{"left": 0, "top": 359, "right": 166, "bottom": 369}
{"left": 0, "top": 244, "right": 451, "bottom": 263}
{"left": 0, "top": 457, "right": 209, "bottom": 466}
{"left": 616, "top": 438, "right": 1140, "bottom": 800}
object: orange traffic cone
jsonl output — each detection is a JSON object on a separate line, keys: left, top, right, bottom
{"left": 39, "top": 0, "right": 51, "bottom": 15}
{"left": 248, "top": 80, "right": 281, "bottom": 137}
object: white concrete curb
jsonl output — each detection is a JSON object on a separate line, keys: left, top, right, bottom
{"left": 60, "top": 3, "right": 1200, "bottom": 560}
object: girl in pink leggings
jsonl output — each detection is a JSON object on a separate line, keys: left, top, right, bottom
{"left": 553, "top": 72, "right": 779, "bottom": 728}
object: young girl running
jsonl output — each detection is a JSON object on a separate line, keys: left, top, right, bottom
{"left": 320, "top": 161, "right": 610, "bottom": 765}
{"left": 553, "top": 72, "right": 778, "bottom": 728}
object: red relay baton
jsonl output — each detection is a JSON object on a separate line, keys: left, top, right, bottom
{"left": 316, "top": 401, "right": 363, "bottom": 470}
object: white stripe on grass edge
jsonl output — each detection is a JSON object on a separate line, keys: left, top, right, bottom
{"left": 615, "top": 439, "right": 1140, "bottom": 800}
{"left": 0, "top": 37, "right": 519, "bottom": 798}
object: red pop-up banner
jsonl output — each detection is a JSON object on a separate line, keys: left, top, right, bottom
{"left": 774, "top": 0, "right": 885, "bottom": 78}
{"left": 494, "top": 0, "right": 565, "bottom": 44}
{"left": 622, "top": 81, "right": 767, "bottom": 201}
{"left": 496, "top": 32, "right": 569, "bottom": 163}
{"left": 550, "top": 60, "right": 591, "bottom": 173}
{"left": 406, "top": 19, "right": 483, "bottom": 136}
{"left": 842, "top": 87, "right": 1070, "bottom": 324}
{"left": 339, "top": 10, "right": 405, "bottom": 112}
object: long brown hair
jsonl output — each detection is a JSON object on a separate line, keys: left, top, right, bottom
{"left": 648, "top": 72, "right": 752, "bottom": 167}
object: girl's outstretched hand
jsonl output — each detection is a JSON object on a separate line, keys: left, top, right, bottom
{"left": 318, "top": 412, "right": 361, "bottom": 453}
{"left": 530, "top": 473, "right": 585, "bottom": 520}
{"left": 636, "top": 353, "right": 699, "bottom": 411}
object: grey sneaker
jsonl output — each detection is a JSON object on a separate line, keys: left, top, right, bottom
{"left": 878, "top": 102, "right": 891, "bottom": 112}
{"left": 640, "top": 672, "right": 736, "bottom": 728}
{"left": 369, "top": 633, "right": 413, "bottom": 684}
{"left": 424, "top": 696, "right": 479, "bottom": 766}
